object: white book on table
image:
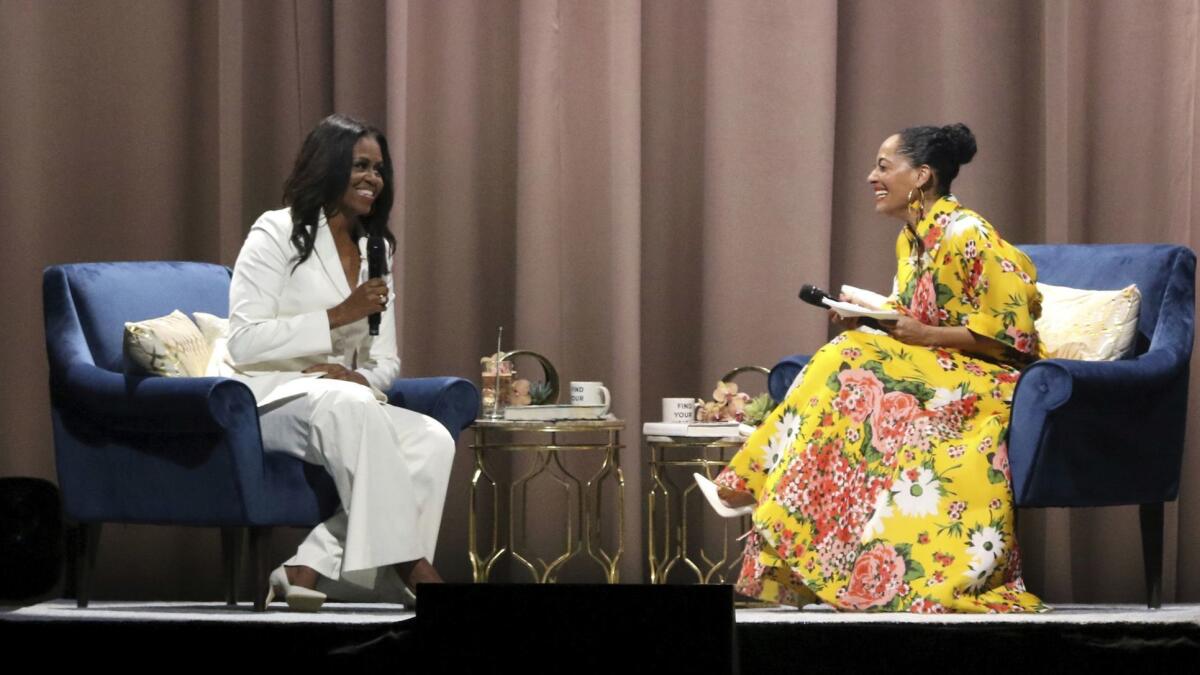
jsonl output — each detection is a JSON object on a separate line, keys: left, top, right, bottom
{"left": 503, "top": 404, "right": 609, "bottom": 421}
{"left": 642, "top": 422, "right": 755, "bottom": 438}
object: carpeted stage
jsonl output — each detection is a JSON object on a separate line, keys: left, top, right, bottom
{"left": 3, "top": 586, "right": 1199, "bottom": 673}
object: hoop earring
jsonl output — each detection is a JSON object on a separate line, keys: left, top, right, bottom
{"left": 906, "top": 186, "right": 926, "bottom": 223}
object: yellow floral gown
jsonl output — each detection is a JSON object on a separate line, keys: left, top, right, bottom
{"left": 716, "top": 195, "right": 1047, "bottom": 613}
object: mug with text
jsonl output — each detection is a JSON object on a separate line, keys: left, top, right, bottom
{"left": 662, "top": 397, "right": 696, "bottom": 424}
{"left": 570, "top": 381, "right": 611, "bottom": 416}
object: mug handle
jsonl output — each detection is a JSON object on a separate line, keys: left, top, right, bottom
{"left": 598, "top": 385, "right": 611, "bottom": 416}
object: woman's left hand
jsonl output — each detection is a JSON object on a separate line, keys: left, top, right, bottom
{"left": 303, "top": 364, "right": 370, "bottom": 387}
{"left": 882, "top": 316, "right": 932, "bottom": 347}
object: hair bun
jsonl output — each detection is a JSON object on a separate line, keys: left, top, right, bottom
{"left": 942, "top": 123, "right": 977, "bottom": 165}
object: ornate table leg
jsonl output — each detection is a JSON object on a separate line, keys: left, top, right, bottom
{"left": 584, "top": 429, "right": 625, "bottom": 583}
{"left": 647, "top": 442, "right": 665, "bottom": 584}
{"left": 469, "top": 427, "right": 503, "bottom": 583}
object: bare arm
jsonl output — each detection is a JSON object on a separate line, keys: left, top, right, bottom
{"left": 884, "top": 316, "right": 1009, "bottom": 360}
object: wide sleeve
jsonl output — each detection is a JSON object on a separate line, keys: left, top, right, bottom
{"left": 354, "top": 251, "right": 402, "bottom": 390}
{"left": 226, "top": 216, "right": 334, "bottom": 365}
{"left": 943, "top": 223, "right": 1041, "bottom": 358}
{"left": 882, "top": 229, "right": 913, "bottom": 312}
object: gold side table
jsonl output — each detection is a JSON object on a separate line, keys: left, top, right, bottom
{"left": 646, "top": 435, "right": 749, "bottom": 585}
{"left": 469, "top": 417, "right": 625, "bottom": 584}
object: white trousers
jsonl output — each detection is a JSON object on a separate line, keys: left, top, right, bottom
{"left": 258, "top": 378, "right": 455, "bottom": 595}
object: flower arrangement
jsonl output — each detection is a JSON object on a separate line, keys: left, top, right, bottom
{"left": 696, "top": 380, "right": 775, "bottom": 426}
{"left": 510, "top": 378, "right": 532, "bottom": 406}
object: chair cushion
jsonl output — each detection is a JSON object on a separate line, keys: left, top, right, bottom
{"left": 1036, "top": 282, "right": 1141, "bottom": 360}
{"left": 192, "top": 312, "right": 230, "bottom": 377}
{"left": 123, "top": 310, "right": 211, "bottom": 377}
{"left": 1021, "top": 243, "right": 1186, "bottom": 353}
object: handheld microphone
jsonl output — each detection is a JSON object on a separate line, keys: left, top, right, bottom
{"left": 367, "top": 235, "right": 387, "bottom": 336}
{"left": 798, "top": 283, "right": 886, "bottom": 331}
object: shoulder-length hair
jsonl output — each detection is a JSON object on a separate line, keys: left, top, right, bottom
{"left": 281, "top": 113, "right": 396, "bottom": 268}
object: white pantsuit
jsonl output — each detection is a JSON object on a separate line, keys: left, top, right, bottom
{"left": 225, "top": 207, "right": 455, "bottom": 596}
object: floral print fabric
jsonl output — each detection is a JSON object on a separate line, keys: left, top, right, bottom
{"left": 716, "top": 195, "right": 1046, "bottom": 612}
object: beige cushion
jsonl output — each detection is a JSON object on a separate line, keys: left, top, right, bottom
{"left": 1035, "top": 282, "right": 1141, "bottom": 360}
{"left": 123, "top": 310, "right": 211, "bottom": 377}
{"left": 192, "top": 312, "right": 230, "bottom": 377}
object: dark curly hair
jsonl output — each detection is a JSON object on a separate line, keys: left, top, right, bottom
{"left": 897, "top": 123, "right": 977, "bottom": 196}
{"left": 281, "top": 113, "right": 395, "bottom": 268}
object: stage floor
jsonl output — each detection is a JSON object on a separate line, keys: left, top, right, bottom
{"left": 5, "top": 599, "right": 1200, "bottom": 672}
{"left": 6, "top": 599, "right": 1200, "bottom": 626}
{"left": 739, "top": 602, "right": 1200, "bottom": 624}
{"left": 3, "top": 598, "right": 415, "bottom": 624}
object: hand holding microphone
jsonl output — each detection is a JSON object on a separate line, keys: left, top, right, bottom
{"left": 327, "top": 279, "right": 387, "bottom": 330}
{"left": 325, "top": 236, "right": 389, "bottom": 331}
{"left": 367, "top": 235, "right": 387, "bottom": 336}
{"left": 798, "top": 284, "right": 887, "bottom": 331}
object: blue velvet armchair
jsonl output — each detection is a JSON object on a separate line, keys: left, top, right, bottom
{"left": 769, "top": 244, "right": 1195, "bottom": 609}
{"left": 43, "top": 261, "right": 480, "bottom": 610}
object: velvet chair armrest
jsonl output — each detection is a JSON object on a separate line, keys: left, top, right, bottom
{"left": 1008, "top": 350, "right": 1191, "bottom": 506}
{"left": 52, "top": 362, "right": 259, "bottom": 435}
{"left": 385, "top": 376, "right": 481, "bottom": 439}
{"left": 1015, "top": 349, "right": 1185, "bottom": 410}
{"left": 768, "top": 354, "right": 813, "bottom": 402}
{"left": 49, "top": 363, "right": 272, "bottom": 524}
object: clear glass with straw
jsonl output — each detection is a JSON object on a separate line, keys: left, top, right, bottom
{"left": 481, "top": 327, "right": 510, "bottom": 420}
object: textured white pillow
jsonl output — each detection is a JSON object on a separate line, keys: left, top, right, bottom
{"left": 1035, "top": 282, "right": 1141, "bottom": 360}
{"left": 123, "top": 310, "right": 211, "bottom": 377}
{"left": 192, "top": 312, "right": 230, "bottom": 377}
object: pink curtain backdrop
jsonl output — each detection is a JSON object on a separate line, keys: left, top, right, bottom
{"left": 2, "top": 0, "right": 1199, "bottom": 603}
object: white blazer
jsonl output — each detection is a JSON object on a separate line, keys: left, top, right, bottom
{"left": 225, "top": 207, "right": 400, "bottom": 407}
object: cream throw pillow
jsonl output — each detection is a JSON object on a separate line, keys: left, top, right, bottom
{"left": 1035, "top": 282, "right": 1141, "bottom": 360}
{"left": 192, "top": 312, "right": 230, "bottom": 377}
{"left": 123, "top": 310, "right": 212, "bottom": 377}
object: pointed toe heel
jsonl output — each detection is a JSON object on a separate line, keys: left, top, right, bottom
{"left": 694, "top": 473, "right": 755, "bottom": 518}
{"left": 267, "top": 565, "right": 327, "bottom": 612}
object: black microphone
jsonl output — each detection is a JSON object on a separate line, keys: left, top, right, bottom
{"left": 367, "top": 235, "right": 387, "bottom": 336}
{"left": 798, "top": 283, "right": 886, "bottom": 331}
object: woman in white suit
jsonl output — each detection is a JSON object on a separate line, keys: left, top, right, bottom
{"left": 226, "top": 114, "right": 454, "bottom": 611}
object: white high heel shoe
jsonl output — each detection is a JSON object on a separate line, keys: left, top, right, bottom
{"left": 265, "top": 565, "right": 327, "bottom": 612}
{"left": 694, "top": 473, "right": 755, "bottom": 518}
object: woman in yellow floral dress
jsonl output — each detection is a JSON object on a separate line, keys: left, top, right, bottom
{"left": 712, "top": 123, "right": 1046, "bottom": 613}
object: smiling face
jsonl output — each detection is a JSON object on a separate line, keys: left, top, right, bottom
{"left": 866, "top": 134, "right": 932, "bottom": 222}
{"left": 337, "top": 135, "right": 385, "bottom": 218}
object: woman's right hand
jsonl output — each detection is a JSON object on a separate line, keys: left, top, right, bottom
{"left": 828, "top": 292, "right": 860, "bottom": 331}
{"left": 327, "top": 278, "right": 389, "bottom": 330}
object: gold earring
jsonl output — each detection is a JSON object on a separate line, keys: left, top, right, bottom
{"left": 907, "top": 186, "right": 926, "bottom": 222}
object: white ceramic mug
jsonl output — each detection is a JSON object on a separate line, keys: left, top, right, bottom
{"left": 662, "top": 397, "right": 696, "bottom": 424}
{"left": 570, "top": 381, "right": 611, "bottom": 415}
